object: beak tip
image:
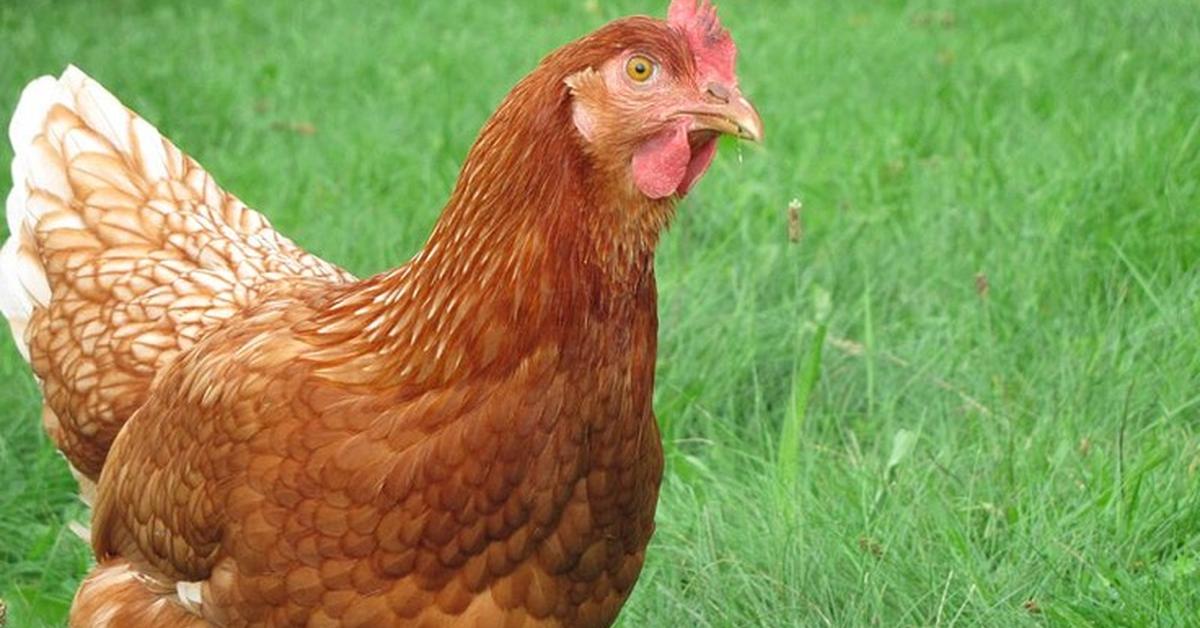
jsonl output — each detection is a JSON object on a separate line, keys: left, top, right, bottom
{"left": 735, "top": 97, "right": 764, "bottom": 143}
{"left": 739, "top": 117, "right": 764, "bottom": 144}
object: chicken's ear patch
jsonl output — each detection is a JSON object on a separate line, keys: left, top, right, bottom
{"left": 565, "top": 68, "right": 601, "bottom": 142}
{"left": 667, "top": 0, "right": 738, "bottom": 85}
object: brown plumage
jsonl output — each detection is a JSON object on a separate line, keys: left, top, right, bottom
{"left": 1, "top": 2, "right": 761, "bottom": 626}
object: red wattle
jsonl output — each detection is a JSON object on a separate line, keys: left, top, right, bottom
{"left": 677, "top": 138, "right": 717, "bottom": 197}
{"left": 631, "top": 122, "right": 691, "bottom": 200}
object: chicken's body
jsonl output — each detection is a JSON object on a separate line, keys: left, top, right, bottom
{"left": 2, "top": 2, "right": 760, "bottom": 626}
{"left": 90, "top": 267, "right": 662, "bottom": 626}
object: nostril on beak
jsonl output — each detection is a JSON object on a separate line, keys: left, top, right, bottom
{"left": 705, "top": 83, "right": 731, "bottom": 103}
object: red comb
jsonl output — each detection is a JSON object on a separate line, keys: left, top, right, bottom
{"left": 667, "top": 0, "right": 738, "bottom": 85}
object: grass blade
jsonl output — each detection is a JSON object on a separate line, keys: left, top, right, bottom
{"left": 778, "top": 321, "right": 827, "bottom": 497}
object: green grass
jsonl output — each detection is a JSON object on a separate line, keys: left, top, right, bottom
{"left": 2, "top": 0, "right": 1199, "bottom": 625}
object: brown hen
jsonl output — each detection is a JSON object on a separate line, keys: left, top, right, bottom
{"left": 1, "top": 1, "right": 761, "bottom": 626}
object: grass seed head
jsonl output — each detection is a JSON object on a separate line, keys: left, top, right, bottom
{"left": 787, "top": 199, "right": 803, "bottom": 243}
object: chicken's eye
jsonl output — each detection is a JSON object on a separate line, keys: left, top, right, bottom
{"left": 625, "top": 56, "right": 656, "bottom": 83}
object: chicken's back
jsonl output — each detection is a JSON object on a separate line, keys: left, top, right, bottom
{"left": 0, "top": 66, "right": 353, "bottom": 485}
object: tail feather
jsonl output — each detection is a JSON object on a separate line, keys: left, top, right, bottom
{"left": 1, "top": 65, "right": 354, "bottom": 479}
{"left": 0, "top": 239, "right": 34, "bottom": 360}
{"left": 2, "top": 77, "right": 67, "bottom": 358}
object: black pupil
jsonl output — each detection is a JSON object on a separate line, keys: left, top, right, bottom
{"left": 635, "top": 62, "right": 646, "bottom": 75}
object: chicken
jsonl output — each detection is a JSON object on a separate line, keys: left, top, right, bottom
{"left": 1, "top": 1, "right": 761, "bottom": 625}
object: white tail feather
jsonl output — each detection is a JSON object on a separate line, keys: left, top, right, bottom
{"left": 0, "top": 238, "right": 33, "bottom": 360}
{"left": 3, "top": 65, "right": 351, "bottom": 483}
{"left": 2, "top": 64, "right": 190, "bottom": 361}
{"left": 2, "top": 69, "right": 80, "bottom": 359}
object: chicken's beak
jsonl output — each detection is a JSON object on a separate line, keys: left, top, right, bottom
{"left": 683, "top": 85, "right": 764, "bottom": 143}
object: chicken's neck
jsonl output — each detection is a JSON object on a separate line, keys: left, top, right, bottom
{"left": 315, "top": 74, "right": 676, "bottom": 390}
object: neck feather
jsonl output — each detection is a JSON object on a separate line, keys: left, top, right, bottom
{"left": 307, "top": 56, "right": 672, "bottom": 386}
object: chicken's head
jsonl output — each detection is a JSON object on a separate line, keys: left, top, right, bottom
{"left": 563, "top": 0, "right": 762, "bottom": 200}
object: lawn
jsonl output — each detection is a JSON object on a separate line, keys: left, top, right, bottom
{"left": 2, "top": 0, "right": 1198, "bottom": 625}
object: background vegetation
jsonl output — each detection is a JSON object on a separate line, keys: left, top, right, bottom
{"left": 2, "top": 0, "right": 1198, "bottom": 624}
